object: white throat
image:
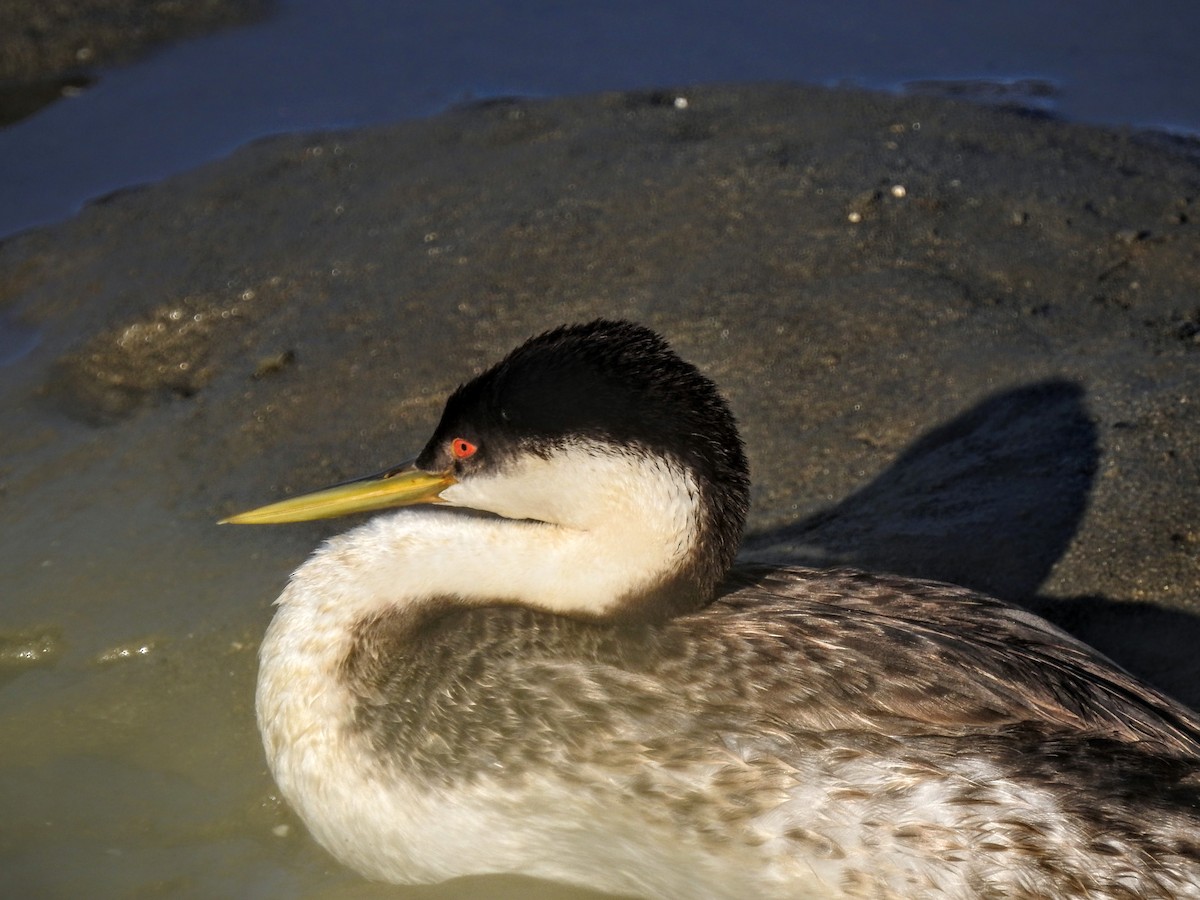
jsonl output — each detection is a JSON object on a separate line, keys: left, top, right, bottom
{"left": 284, "top": 441, "right": 701, "bottom": 622}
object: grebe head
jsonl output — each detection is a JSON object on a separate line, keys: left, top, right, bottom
{"left": 226, "top": 320, "right": 750, "bottom": 619}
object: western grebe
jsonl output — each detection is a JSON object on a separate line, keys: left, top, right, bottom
{"left": 226, "top": 320, "right": 1200, "bottom": 898}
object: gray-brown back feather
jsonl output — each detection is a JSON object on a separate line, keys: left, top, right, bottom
{"left": 341, "top": 564, "right": 1200, "bottom": 896}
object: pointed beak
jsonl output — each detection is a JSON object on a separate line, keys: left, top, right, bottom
{"left": 220, "top": 458, "right": 455, "bottom": 524}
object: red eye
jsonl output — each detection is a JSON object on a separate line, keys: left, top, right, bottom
{"left": 451, "top": 438, "right": 477, "bottom": 459}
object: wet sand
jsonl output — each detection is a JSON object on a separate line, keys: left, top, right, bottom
{"left": 0, "top": 0, "right": 270, "bottom": 127}
{"left": 0, "top": 84, "right": 1197, "bottom": 897}
{"left": 0, "top": 1, "right": 268, "bottom": 84}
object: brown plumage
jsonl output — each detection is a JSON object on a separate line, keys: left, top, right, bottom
{"left": 335, "top": 565, "right": 1200, "bottom": 898}
{"left": 236, "top": 321, "right": 1200, "bottom": 898}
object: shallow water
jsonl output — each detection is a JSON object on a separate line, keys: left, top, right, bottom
{"left": 0, "top": 500, "right": 611, "bottom": 898}
{"left": 3, "top": 0, "right": 1200, "bottom": 238}
{"left": 0, "top": 314, "right": 40, "bottom": 367}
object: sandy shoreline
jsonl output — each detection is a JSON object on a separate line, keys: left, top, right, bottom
{"left": 1, "top": 83, "right": 1197, "bottom": 896}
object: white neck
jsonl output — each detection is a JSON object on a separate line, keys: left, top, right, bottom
{"left": 282, "top": 442, "right": 701, "bottom": 623}
{"left": 256, "top": 443, "right": 703, "bottom": 882}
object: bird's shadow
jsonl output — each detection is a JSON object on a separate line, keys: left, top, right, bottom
{"left": 742, "top": 379, "right": 1200, "bottom": 711}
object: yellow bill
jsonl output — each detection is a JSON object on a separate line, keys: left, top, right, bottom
{"left": 221, "top": 460, "right": 455, "bottom": 524}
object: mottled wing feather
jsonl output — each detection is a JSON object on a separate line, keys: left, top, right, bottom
{"left": 720, "top": 565, "right": 1200, "bottom": 756}
{"left": 347, "top": 565, "right": 1200, "bottom": 784}
{"left": 339, "top": 566, "right": 1200, "bottom": 896}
